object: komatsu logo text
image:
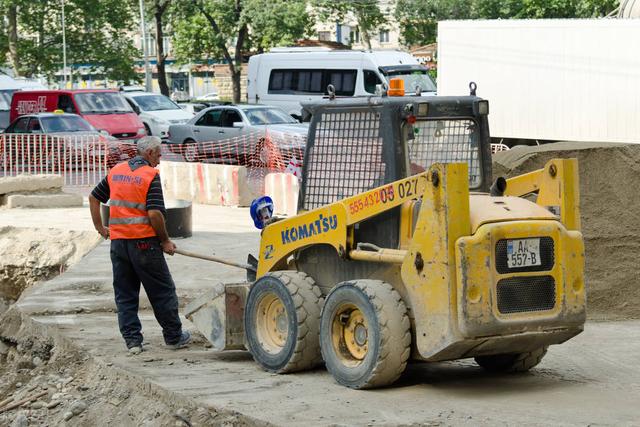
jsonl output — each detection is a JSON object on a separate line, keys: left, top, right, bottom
{"left": 281, "top": 214, "right": 338, "bottom": 244}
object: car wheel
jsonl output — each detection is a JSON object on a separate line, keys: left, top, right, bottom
{"left": 183, "top": 139, "right": 199, "bottom": 162}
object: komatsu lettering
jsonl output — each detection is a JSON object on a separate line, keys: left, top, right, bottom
{"left": 281, "top": 214, "right": 338, "bottom": 244}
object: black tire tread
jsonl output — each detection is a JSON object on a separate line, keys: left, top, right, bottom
{"left": 324, "top": 280, "right": 411, "bottom": 389}
{"left": 265, "top": 270, "right": 323, "bottom": 373}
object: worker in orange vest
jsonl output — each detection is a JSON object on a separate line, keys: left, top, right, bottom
{"left": 89, "top": 136, "right": 190, "bottom": 355}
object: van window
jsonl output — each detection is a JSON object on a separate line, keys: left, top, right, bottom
{"left": 268, "top": 69, "right": 356, "bottom": 96}
{"left": 363, "top": 70, "right": 382, "bottom": 94}
{"left": 57, "top": 95, "right": 77, "bottom": 113}
{"left": 327, "top": 70, "right": 357, "bottom": 96}
{"left": 74, "top": 92, "right": 132, "bottom": 114}
{"left": 195, "top": 109, "right": 222, "bottom": 127}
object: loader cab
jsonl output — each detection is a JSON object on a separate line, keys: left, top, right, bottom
{"left": 298, "top": 95, "right": 492, "bottom": 250}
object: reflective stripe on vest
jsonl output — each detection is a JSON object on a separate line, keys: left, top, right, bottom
{"left": 109, "top": 199, "right": 147, "bottom": 211}
{"left": 107, "top": 161, "right": 158, "bottom": 240}
{"left": 109, "top": 216, "right": 151, "bottom": 225}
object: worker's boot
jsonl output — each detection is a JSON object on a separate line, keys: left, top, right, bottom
{"left": 168, "top": 331, "right": 191, "bottom": 350}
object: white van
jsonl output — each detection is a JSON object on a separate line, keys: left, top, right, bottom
{"left": 0, "top": 75, "right": 47, "bottom": 130}
{"left": 247, "top": 48, "right": 436, "bottom": 119}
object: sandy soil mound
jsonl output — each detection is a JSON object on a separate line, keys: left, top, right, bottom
{"left": 493, "top": 142, "right": 640, "bottom": 320}
{"left": 0, "top": 227, "right": 102, "bottom": 306}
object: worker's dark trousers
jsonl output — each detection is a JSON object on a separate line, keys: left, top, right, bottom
{"left": 110, "top": 237, "right": 182, "bottom": 348}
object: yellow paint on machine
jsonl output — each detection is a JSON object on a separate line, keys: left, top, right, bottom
{"left": 257, "top": 173, "right": 429, "bottom": 277}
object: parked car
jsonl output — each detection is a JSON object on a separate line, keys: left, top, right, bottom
{"left": 0, "top": 75, "right": 48, "bottom": 130}
{"left": 1, "top": 112, "right": 130, "bottom": 169}
{"left": 176, "top": 102, "right": 209, "bottom": 115}
{"left": 123, "top": 91, "right": 193, "bottom": 140}
{"left": 196, "top": 91, "right": 220, "bottom": 102}
{"left": 167, "top": 105, "right": 308, "bottom": 163}
{"left": 10, "top": 89, "right": 145, "bottom": 140}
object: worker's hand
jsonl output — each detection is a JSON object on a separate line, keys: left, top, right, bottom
{"left": 161, "top": 239, "right": 176, "bottom": 256}
{"left": 96, "top": 226, "right": 110, "bottom": 240}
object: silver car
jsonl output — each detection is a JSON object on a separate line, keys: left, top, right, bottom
{"left": 167, "top": 105, "right": 308, "bottom": 164}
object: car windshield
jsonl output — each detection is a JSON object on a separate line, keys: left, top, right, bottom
{"left": 132, "top": 94, "right": 180, "bottom": 111}
{"left": 0, "top": 91, "right": 12, "bottom": 111}
{"left": 74, "top": 92, "right": 133, "bottom": 114}
{"left": 41, "top": 116, "right": 96, "bottom": 133}
{"left": 380, "top": 66, "right": 437, "bottom": 93}
{"left": 242, "top": 107, "right": 297, "bottom": 126}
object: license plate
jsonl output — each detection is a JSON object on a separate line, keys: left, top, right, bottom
{"left": 507, "top": 238, "right": 541, "bottom": 268}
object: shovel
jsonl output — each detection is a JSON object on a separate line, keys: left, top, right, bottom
{"left": 174, "top": 248, "right": 258, "bottom": 282}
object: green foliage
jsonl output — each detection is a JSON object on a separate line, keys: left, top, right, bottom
{"left": 0, "top": 0, "right": 139, "bottom": 82}
{"left": 244, "top": 0, "right": 314, "bottom": 52}
{"left": 311, "top": 0, "right": 387, "bottom": 48}
{"left": 172, "top": 0, "right": 312, "bottom": 64}
{"left": 396, "top": 0, "right": 619, "bottom": 47}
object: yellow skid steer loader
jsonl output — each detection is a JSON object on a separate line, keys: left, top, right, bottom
{"left": 185, "top": 85, "right": 586, "bottom": 389}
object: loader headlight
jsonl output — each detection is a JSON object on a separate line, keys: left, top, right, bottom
{"left": 474, "top": 100, "right": 489, "bottom": 116}
{"left": 417, "top": 102, "right": 429, "bottom": 117}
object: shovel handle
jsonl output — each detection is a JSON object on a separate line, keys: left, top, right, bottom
{"left": 174, "top": 248, "right": 256, "bottom": 272}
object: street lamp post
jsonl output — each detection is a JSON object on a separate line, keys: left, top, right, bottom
{"left": 61, "top": 0, "right": 67, "bottom": 88}
{"left": 138, "top": 0, "right": 152, "bottom": 91}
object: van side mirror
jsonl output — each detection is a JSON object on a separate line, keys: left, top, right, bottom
{"left": 133, "top": 105, "right": 141, "bottom": 114}
{"left": 232, "top": 122, "right": 244, "bottom": 128}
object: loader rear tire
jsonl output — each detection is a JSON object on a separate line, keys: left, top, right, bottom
{"left": 320, "top": 280, "right": 411, "bottom": 389}
{"left": 244, "top": 271, "right": 323, "bottom": 373}
{"left": 474, "top": 346, "right": 548, "bottom": 373}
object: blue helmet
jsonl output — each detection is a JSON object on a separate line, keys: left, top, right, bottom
{"left": 250, "top": 196, "right": 274, "bottom": 229}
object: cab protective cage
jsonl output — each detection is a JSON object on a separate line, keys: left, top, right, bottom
{"left": 299, "top": 95, "right": 493, "bottom": 212}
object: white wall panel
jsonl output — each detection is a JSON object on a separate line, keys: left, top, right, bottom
{"left": 438, "top": 19, "right": 640, "bottom": 143}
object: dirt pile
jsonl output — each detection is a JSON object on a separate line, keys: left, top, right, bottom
{"left": 0, "top": 227, "right": 101, "bottom": 308}
{"left": 0, "top": 308, "right": 257, "bottom": 427}
{"left": 493, "top": 142, "right": 640, "bottom": 320}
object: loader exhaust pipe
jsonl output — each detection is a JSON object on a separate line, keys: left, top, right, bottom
{"left": 490, "top": 177, "right": 507, "bottom": 197}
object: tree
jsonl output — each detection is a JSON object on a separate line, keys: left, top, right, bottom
{"left": 395, "top": 0, "right": 473, "bottom": 47}
{"left": 148, "top": 0, "right": 171, "bottom": 96}
{"left": 311, "top": 0, "right": 387, "bottom": 49}
{"left": 0, "top": 0, "right": 140, "bottom": 83}
{"left": 171, "top": 0, "right": 312, "bottom": 103}
{"left": 395, "top": 0, "right": 619, "bottom": 47}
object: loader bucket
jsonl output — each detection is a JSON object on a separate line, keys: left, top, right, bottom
{"left": 183, "top": 282, "right": 250, "bottom": 351}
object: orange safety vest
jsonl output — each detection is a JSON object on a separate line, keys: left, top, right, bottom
{"left": 107, "top": 161, "right": 158, "bottom": 240}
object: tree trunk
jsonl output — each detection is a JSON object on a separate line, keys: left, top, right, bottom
{"left": 7, "top": 4, "right": 20, "bottom": 76}
{"left": 362, "top": 30, "right": 372, "bottom": 50}
{"left": 231, "top": 68, "right": 241, "bottom": 103}
{"left": 154, "top": 9, "right": 170, "bottom": 96}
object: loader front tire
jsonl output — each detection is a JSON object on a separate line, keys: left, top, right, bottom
{"left": 320, "top": 280, "right": 411, "bottom": 389}
{"left": 244, "top": 271, "right": 323, "bottom": 373}
{"left": 474, "top": 346, "right": 548, "bottom": 373}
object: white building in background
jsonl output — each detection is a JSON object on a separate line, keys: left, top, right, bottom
{"left": 314, "top": 0, "right": 403, "bottom": 50}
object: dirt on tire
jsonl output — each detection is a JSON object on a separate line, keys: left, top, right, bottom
{"left": 493, "top": 142, "right": 640, "bottom": 320}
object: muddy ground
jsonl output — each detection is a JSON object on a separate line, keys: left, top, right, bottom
{"left": 1, "top": 143, "right": 640, "bottom": 426}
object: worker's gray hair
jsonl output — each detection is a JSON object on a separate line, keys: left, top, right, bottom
{"left": 136, "top": 136, "right": 162, "bottom": 154}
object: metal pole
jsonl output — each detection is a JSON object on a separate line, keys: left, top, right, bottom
{"left": 138, "top": 0, "right": 152, "bottom": 91}
{"left": 61, "top": 0, "right": 67, "bottom": 88}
